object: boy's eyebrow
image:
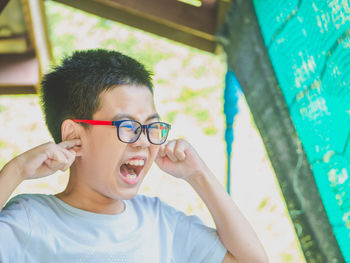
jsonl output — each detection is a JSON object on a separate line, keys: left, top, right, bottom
{"left": 112, "top": 113, "right": 160, "bottom": 122}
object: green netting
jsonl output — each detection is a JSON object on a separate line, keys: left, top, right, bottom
{"left": 253, "top": 0, "right": 350, "bottom": 261}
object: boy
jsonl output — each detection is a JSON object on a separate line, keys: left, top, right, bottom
{"left": 0, "top": 49, "right": 268, "bottom": 262}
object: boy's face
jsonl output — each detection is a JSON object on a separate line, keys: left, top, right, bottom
{"left": 77, "top": 85, "right": 160, "bottom": 201}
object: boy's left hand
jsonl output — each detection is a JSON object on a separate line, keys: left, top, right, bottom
{"left": 155, "top": 139, "right": 208, "bottom": 181}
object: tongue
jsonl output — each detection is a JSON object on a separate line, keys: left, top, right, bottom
{"left": 120, "top": 164, "right": 136, "bottom": 177}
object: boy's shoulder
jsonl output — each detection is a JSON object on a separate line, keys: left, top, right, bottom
{"left": 132, "top": 194, "right": 172, "bottom": 208}
{"left": 3, "top": 193, "right": 184, "bottom": 221}
{"left": 5, "top": 193, "right": 51, "bottom": 208}
{"left": 131, "top": 194, "right": 184, "bottom": 217}
{"left": 1, "top": 194, "right": 55, "bottom": 233}
{"left": 131, "top": 194, "right": 161, "bottom": 204}
{"left": 2, "top": 194, "right": 55, "bottom": 218}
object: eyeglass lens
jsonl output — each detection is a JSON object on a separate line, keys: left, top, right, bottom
{"left": 118, "top": 120, "right": 169, "bottom": 144}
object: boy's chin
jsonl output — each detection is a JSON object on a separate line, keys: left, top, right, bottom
{"left": 111, "top": 186, "right": 141, "bottom": 200}
{"left": 119, "top": 191, "right": 138, "bottom": 200}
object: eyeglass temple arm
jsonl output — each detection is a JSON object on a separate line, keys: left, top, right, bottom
{"left": 72, "top": 119, "right": 113, "bottom": 125}
{"left": 73, "top": 119, "right": 170, "bottom": 129}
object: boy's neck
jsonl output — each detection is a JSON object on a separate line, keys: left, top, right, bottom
{"left": 55, "top": 191, "right": 126, "bottom": 215}
{"left": 55, "top": 167, "right": 125, "bottom": 215}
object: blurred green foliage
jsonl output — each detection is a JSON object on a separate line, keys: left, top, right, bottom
{"left": 0, "top": 140, "right": 6, "bottom": 148}
{"left": 258, "top": 197, "right": 269, "bottom": 211}
{"left": 193, "top": 65, "right": 207, "bottom": 78}
{"left": 282, "top": 253, "right": 294, "bottom": 262}
{"left": 203, "top": 126, "right": 218, "bottom": 136}
{"left": 177, "top": 87, "right": 217, "bottom": 102}
{"left": 165, "top": 111, "right": 179, "bottom": 123}
{"left": 94, "top": 17, "right": 114, "bottom": 30}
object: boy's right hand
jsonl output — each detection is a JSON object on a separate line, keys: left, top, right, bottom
{"left": 14, "top": 139, "right": 81, "bottom": 180}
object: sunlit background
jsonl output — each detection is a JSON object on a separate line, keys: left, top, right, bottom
{"left": 0, "top": 1, "right": 307, "bottom": 262}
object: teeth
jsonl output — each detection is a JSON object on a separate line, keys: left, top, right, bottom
{"left": 126, "top": 173, "right": 137, "bottom": 179}
{"left": 126, "top": 159, "right": 145, "bottom": 166}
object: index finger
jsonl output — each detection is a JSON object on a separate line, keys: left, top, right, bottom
{"left": 58, "top": 139, "right": 81, "bottom": 149}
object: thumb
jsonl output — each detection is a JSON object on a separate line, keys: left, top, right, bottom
{"left": 157, "top": 145, "right": 166, "bottom": 158}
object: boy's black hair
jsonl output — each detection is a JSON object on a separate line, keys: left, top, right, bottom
{"left": 41, "top": 49, "right": 153, "bottom": 143}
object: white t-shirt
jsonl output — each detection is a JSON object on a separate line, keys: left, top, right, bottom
{"left": 0, "top": 194, "right": 227, "bottom": 263}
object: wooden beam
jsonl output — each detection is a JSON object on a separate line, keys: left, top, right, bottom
{"left": 0, "top": 0, "right": 10, "bottom": 13}
{"left": 0, "top": 0, "right": 51, "bottom": 95}
{"left": 0, "top": 85, "right": 37, "bottom": 94}
{"left": 216, "top": 0, "right": 231, "bottom": 31}
{"left": 52, "top": 0, "right": 219, "bottom": 52}
{"left": 0, "top": 53, "right": 40, "bottom": 94}
{"left": 95, "top": 0, "right": 217, "bottom": 35}
{"left": 26, "top": 0, "right": 53, "bottom": 73}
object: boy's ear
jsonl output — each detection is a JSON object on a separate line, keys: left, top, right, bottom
{"left": 61, "top": 119, "right": 82, "bottom": 156}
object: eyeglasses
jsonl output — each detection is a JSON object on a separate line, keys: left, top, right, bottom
{"left": 73, "top": 119, "right": 171, "bottom": 145}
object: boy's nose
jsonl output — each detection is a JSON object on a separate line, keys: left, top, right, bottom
{"left": 132, "top": 129, "right": 150, "bottom": 148}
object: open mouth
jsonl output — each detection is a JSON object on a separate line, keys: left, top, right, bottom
{"left": 120, "top": 159, "right": 145, "bottom": 184}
